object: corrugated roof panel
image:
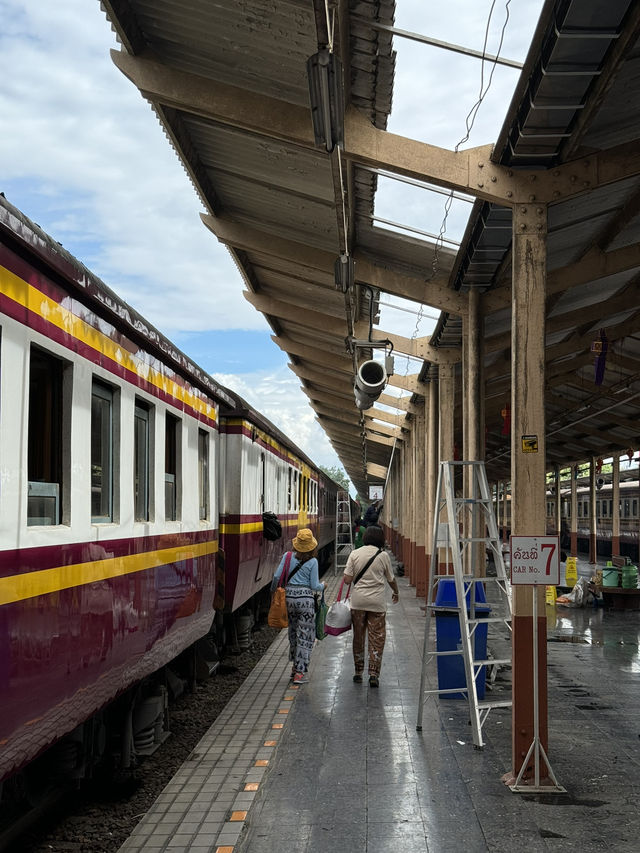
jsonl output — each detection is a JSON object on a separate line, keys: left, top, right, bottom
{"left": 127, "top": 0, "right": 317, "bottom": 104}
{"left": 580, "top": 34, "right": 640, "bottom": 149}
{"left": 184, "top": 116, "right": 336, "bottom": 202}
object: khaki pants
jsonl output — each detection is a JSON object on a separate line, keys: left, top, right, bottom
{"left": 351, "top": 609, "right": 386, "bottom": 677}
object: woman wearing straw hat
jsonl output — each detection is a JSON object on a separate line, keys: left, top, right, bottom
{"left": 271, "top": 528, "right": 324, "bottom": 685}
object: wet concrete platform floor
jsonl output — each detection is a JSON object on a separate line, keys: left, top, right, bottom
{"left": 238, "top": 561, "right": 640, "bottom": 853}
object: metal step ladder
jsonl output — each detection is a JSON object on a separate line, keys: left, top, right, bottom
{"left": 416, "top": 460, "right": 513, "bottom": 747}
{"left": 334, "top": 490, "right": 353, "bottom": 575}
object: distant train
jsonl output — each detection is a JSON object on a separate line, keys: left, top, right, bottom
{"left": 0, "top": 196, "right": 339, "bottom": 814}
{"left": 546, "top": 479, "right": 640, "bottom": 560}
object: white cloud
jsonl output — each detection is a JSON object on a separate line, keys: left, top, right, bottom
{"left": 213, "top": 367, "right": 347, "bottom": 473}
{"left": 0, "top": 0, "right": 264, "bottom": 335}
{"left": 1, "top": 0, "right": 544, "bottom": 481}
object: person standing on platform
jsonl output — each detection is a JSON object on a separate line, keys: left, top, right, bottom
{"left": 342, "top": 524, "right": 398, "bottom": 687}
{"left": 271, "top": 528, "right": 324, "bottom": 685}
{"left": 363, "top": 499, "right": 383, "bottom": 527}
{"left": 353, "top": 515, "right": 365, "bottom": 549}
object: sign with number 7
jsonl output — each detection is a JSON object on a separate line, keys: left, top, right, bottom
{"left": 510, "top": 536, "right": 560, "bottom": 585}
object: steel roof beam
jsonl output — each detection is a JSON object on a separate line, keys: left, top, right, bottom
{"left": 271, "top": 335, "right": 354, "bottom": 374}
{"left": 202, "top": 215, "right": 464, "bottom": 314}
{"left": 317, "top": 417, "right": 403, "bottom": 442}
{"left": 113, "top": 51, "right": 640, "bottom": 207}
{"left": 377, "top": 392, "right": 419, "bottom": 413}
{"left": 367, "top": 462, "right": 388, "bottom": 479}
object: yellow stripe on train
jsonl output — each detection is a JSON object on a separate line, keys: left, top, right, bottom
{"left": 0, "top": 541, "right": 218, "bottom": 606}
{"left": 219, "top": 522, "right": 265, "bottom": 535}
{"left": 0, "top": 265, "right": 218, "bottom": 424}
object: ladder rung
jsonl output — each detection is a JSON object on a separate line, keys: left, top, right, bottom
{"left": 469, "top": 616, "right": 511, "bottom": 624}
{"left": 475, "top": 658, "right": 511, "bottom": 666}
{"left": 458, "top": 537, "right": 499, "bottom": 543}
{"left": 422, "top": 686, "right": 471, "bottom": 696}
{"left": 477, "top": 699, "right": 512, "bottom": 710}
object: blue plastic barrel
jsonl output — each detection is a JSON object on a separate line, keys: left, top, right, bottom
{"left": 434, "top": 579, "right": 490, "bottom": 700}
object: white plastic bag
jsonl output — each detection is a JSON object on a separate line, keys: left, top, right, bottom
{"left": 324, "top": 580, "right": 352, "bottom": 636}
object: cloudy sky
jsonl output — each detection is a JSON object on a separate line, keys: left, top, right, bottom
{"left": 0, "top": 0, "right": 544, "bottom": 481}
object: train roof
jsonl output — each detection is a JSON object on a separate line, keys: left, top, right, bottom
{"left": 219, "top": 384, "right": 337, "bottom": 479}
{"left": 0, "top": 193, "right": 237, "bottom": 409}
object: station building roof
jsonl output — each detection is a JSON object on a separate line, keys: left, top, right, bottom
{"left": 100, "top": 0, "right": 640, "bottom": 494}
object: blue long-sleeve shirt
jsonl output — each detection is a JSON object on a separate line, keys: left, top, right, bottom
{"left": 271, "top": 552, "right": 324, "bottom": 592}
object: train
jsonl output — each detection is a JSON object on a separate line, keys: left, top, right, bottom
{"left": 545, "top": 479, "right": 640, "bottom": 561}
{"left": 0, "top": 196, "right": 339, "bottom": 815}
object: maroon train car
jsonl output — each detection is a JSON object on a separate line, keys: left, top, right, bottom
{"left": 0, "top": 196, "right": 339, "bottom": 807}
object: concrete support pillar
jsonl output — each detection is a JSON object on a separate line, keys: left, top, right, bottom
{"left": 439, "top": 364, "right": 455, "bottom": 463}
{"left": 570, "top": 467, "right": 578, "bottom": 555}
{"left": 438, "top": 364, "right": 455, "bottom": 574}
{"left": 554, "top": 466, "right": 561, "bottom": 536}
{"left": 502, "top": 483, "right": 509, "bottom": 543}
{"left": 415, "top": 409, "right": 427, "bottom": 597}
{"left": 426, "top": 381, "right": 438, "bottom": 578}
{"left": 589, "top": 458, "right": 597, "bottom": 564}
{"left": 407, "top": 423, "right": 417, "bottom": 586}
{"left": 510, "top": 202, "right": 549, "bottom": 782}
{"left": 403, "top": 435, "right": 412, "bottom": 582}
{"left": 466, "top": 288, "right": 485, "bottom": 575}
{"left": 612, "top": 454, "right": 620, "bottom": 557}
{"left": 392, "top": 446, "right": 400, "bottom": 557}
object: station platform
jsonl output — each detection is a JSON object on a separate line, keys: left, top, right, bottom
{"left": 118, "top": 555, "right": 640, "bottom": 853}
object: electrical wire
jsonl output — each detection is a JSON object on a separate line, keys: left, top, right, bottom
{"left": 431, "top": 0, "right": 513, "bottom": 281}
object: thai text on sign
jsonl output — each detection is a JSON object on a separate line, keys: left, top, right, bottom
{"left": 510, "top": 535, "right": 560, "bottom": 585}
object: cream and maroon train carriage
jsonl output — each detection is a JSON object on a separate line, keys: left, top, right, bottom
{"left": 218, "top": 404, "right": 337, "bottom": 617}
{"left": 0, "top": 196, "right": 338, "bottom": 807}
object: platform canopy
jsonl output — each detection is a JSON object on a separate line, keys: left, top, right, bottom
{"left": 101, "top": 0, "right": 640, "bottom": 493}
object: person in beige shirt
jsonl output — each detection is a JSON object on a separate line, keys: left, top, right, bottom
{"left": 343, "top": 524, "right": 398, "bottom": 687}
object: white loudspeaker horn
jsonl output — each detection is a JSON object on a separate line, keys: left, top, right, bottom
{"left": 354, "top": 360, "right": 387, "bottom": 410}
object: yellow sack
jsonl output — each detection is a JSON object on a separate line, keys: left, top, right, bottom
{"left": 268, "top": 586, "right": 288, "bottom": 629}
{"left": 268, "top": 552, "right": 293, "bottom": 629}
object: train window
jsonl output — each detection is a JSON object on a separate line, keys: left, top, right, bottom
{"left": 596, "top": 500, "right": 601, "bottom": 518}
{"left": 165, "top": 413, "right": 181, "bottom": 521}
{"left": 198, "top": 429, "right": 209, "bottom": 520}
{"left": 28, "top": 347, "right": 71, "bottom": 526}
{"left": 634, "top": 499, "right": 638, "bottom": 518}
{"left": 287, "top": 467, "right": 292, "bottom": 510}
{"left": 623, "top": 499, "right": 630, "bottom": 518}
{"left": 600, "top": 500, "right": 607, "bottom": 518}
{"left": 134, "top": 401, "right": 151, "bottom": 522}
{"left": 91, "top": 381, "right": 115, "bottom": 523}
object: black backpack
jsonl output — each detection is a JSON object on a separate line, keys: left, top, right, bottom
{"left": 262, "top": 511, "right": 282, "bottom": 541}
